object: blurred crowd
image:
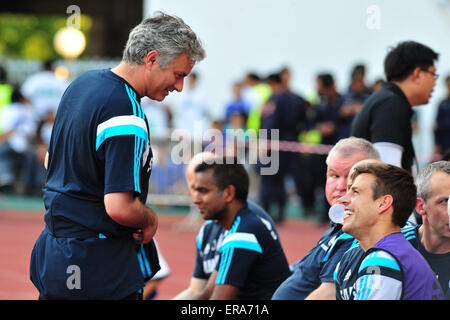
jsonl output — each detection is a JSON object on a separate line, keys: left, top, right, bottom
{"left": 0, "top": 60, "right": 449, "bottom": 224}
{"left": 0, "top": 60, "right": 69, "bottom": 197}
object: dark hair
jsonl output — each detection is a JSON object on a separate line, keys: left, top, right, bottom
{"left": 266, "top": 73, "right": 282, "bottom": 84}
{"left": 194, "top": 157, "right": 249, "bottom": 203}
{"left": 247, "top": 73, "right": 261, "bottom": 82}
{"left": 351, "top": 64, "right": 366, "bottom": 80}
{"left": 11, "top": 86, "right": 24, "bottom": 103}
{"left": 318, "top": 73, "right": 335, "bottom": 88}
{"left": 350, "top": 162, "right": 416, "bottom": 227}
{"left": 384, "top": 41, "right": 439, "bottom": 82}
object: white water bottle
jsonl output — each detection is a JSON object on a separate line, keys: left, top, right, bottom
{"left": 329, "top": 203, "right": 346, "bottom": 224}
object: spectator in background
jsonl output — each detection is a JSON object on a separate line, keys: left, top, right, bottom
{"left": 351, "top": 41, "right": 439, "bottom": 177}
{"left": 280, "top": 66, "right": 317, "bottom": 215}
{"left": 338, "top": 64, "right": 371, "bottom": 140}
{"left": 17, "top": 60, "right": 68, "bottom": 195}
{"left": 168, "top": 72, "right": 210, "bottom": 139}
{"left": 223, "top": 81, "right": 250, "bottom": 125}
{"left": 434, "top": 75, "right": 450, "bottom": 158}
{"left": 259, "top": 73, "right": 307, "bottom": 223}
{"left": 17, "top": 60, "right": 69, "bottom": 197}
{"left": 314, "top": 73, "right": 343, "bottom": 147}
{"left": 224, "top": 111, "right": 248, "bottom": 142}
{"left": 223, "top": 111, "right": 249, "bottom": 168}
{"left": 298, "top": 74, "right": 330, "bottom": 219}
{"left": 21, "top": 59, "right": 69, "bottom": 125}
{"left": 141, "top": 97, "right": 172, "bottom": 138}
{"left": 372, "top": 78, "right": 384, "bottom": 92}
{"left": 0, "top": 87, "right": 36, "bottom": 193}
{"left": 20, "top": 108, "right": 54, "bottom": 196}
{"left": 0, "top": 66, "right": 13, "bottom": 134}
{"left": 312, "top": 73, "right": 344, "bottom": 223}
{"left": 243, "top": 72, "right": 272, "bottom": 133}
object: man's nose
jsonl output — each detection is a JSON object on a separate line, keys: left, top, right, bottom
{"left": 339, "top": 191, "right": 350, "bottom": 205}
{"left": 174, "top": 78, "right": 184, "bottom": 92}
{"left": 336, "top": 177, "right": 347, "bottom": 191}
{"left": 192, "top": 191, "right": 202, "bottom": 205}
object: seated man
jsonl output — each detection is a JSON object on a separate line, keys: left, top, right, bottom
{"left": 190, "top": 156, "right": 291, "bottom": 299}
{"left": 272, "top": 137, "right": 380, "bottom": 300}
{"left": 335, "top": 160, "right": 450, "bottom": 299}
{"left": 337, "top": 160, "right": 443, "bottom": 300}
{"left": 173, "top": 152, "right": 225, "bottom": 299}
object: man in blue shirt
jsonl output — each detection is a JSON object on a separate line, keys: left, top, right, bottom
{"left": 30, "top": 12, "right": 205, "bottom": 300}
{"left": 189, "top": 156, "right": 291, "bottom": 299}
{"left": 173, "top": 151, "right": 224, "bottom": 299}
{"left": 272, "top": 137, "right": 380, "bottom": 300}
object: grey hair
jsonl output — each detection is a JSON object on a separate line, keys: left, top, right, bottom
{"left": 326, "top": 136, "right": 380, "bottom": 165}
{"left": 123, "top": 11, "right": 205, "bottom": 68}
{"left": 416, "top": 161, "right": 450, "bottom": 202}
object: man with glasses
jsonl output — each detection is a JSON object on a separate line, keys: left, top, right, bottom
{"left": 351, "top": 41, "right": 439, "bottom": 179}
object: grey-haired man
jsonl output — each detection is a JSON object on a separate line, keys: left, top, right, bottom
{"left": 31, "top": 12, "right": 205, "bottom": 300}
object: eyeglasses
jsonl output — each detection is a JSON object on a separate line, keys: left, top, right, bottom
{"left": 422, "top": 69, "right": 439, "bottom": 80}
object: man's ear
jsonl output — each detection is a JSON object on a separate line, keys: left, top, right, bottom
{"left": 415, "top": 197, "right": 427, "bottom": 217}
{"left": 144, "top": 50, "right": 158, "bottom": 69}
{"left": 222, "top": 185, "right": 236, "bottom": 203}
{"left": 378, "top": 194, "right": 394, "bottom": 214}
{"left": 410, "top": 67, "right": 423, "bottom": 83}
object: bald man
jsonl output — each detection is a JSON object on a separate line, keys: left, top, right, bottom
{"left": 173, "top": 152, "right": 216, "bottom": 232}
{"left": 186, "top": 152, "right": 216, "bottom": 193}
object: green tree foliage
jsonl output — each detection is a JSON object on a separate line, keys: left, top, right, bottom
{"left": 0, "top": 14, "right": 92, "bottom": 60}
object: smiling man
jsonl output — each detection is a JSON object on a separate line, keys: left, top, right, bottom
{"left": 338, "top": 161, "right": 443, "bottom": 300}
{"left": 30, "top": 12, "right": 205, "bottom": 300}
{"left": 272, "top": 137, "right": 380, "bottom": 300}
{"left": 335, "top": 160, "right": 450, "bottom": 300}
{"left": 190, "top": 157, "right": 291, "bottom": 300}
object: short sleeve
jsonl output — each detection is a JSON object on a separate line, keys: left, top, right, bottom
{"left": 319, "top": 234, "right": 354, "bottom": 282}
{"left": 354, "top": 250, "right": 403, "bottom": 300}
{"left": 96, "top": 84, "right": 149, "bottom": 195}
{"left": 192, "top": 245, "right": 208, "bottom": 279}
{"left": 215, "top": 232, "right": 261, "bottom": 287}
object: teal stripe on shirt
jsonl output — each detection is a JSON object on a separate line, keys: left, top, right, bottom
{"left": 125, "top": 84, "right": 144, "bottom": 119}
{"left": 96, "top": 124, "right": 148, "bottom": 150}
{"left": 221, "top": 239, "right": 262, "bottom": 254}
{"left": 217, "top": 247, "right": 234, "bottom": 285}
{"left": 358, "top": 252, "right": 401, "bottom": 273}
{"left": 125, "top": 84, "right": 138, "bottom": 117}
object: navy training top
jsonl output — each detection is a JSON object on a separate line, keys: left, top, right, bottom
{"left": 30, "top": 69, "right": 154, "bottom": 299}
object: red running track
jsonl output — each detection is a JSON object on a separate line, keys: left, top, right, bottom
{"left": 0, "top": 209, "right": 328, "bottom": 300}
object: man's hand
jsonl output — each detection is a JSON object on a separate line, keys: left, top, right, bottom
{"left": 133, "top": 210, "right": 158, "bottom": 244}
{"left": 105, "top": 192, "right": 158, "bottom": 243}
